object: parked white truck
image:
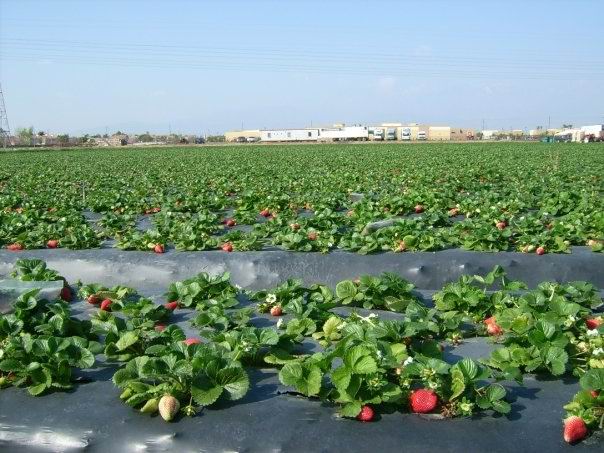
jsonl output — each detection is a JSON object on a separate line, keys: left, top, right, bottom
{"left": 318, "top": 126, "right": 369, "bottom": 141}
{"left": 371, "top": 128, "right": 385, "bottom": 141}
{"left": 400, "top": 128, "right": 411, "bottom": 141}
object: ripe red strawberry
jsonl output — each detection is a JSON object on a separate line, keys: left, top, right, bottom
{"left": 307, "top": 231, "right": 318, "bottom": 241}
{"left": 414, "top": 204, "right": 425, "bottom": 214}
{"left": 47, "top": 239, "right": 59, "bottom": 249}
{"left": 7, "top": 243, "right": 24, "bottom": 251}
{"left": 410, "top": 389, "right": 438, "bottom": 413}
{"left": 356, "top": 405, "right": 374, "bottom": 422}
{"left": 563, "top": 416, "right": 588, "bottom": 444}
{"left": 486, "top": 322, "right": 503, "bottom": 336}
{"left": 536, "top": 246, "right": 545, "bottom": 255}
{"left": 260, "top": 209, "right": 271, "bottom": 217}
{"left": 448, "top": 207, "right": 460, "bottom": 216}
{"left": 87, "top": 294, "right": 101, "bottom": 305}
{"left": 221, "top": 242, "right": 233, "bottom": 252}
{"left": 496, "top": 221, "right": 507, "bottom": 230}
{"left": 154, "top": 324, "right": 166, "bottom": 332}
{"left": 270, "top": 306, "right": 283, "bottom": 316}
{"left": 183, "top": 338, "right": 201, "bottom": 346}
{"left": 586, "top": 318, "right": 602, "bottom": 330}
{"left": 225, "top": 218, "right": 236, "bottom": 227}
{"left": 100, "top": 299, "right": 112, "bottom": 311}
{"left": 164, "top": 301, "right": 178, "bottom": 311}
{"left": 153, "top": 244, "right": 165, "bottom": 254}
{"left": 60, "top": 287, "right": 72, "bottom": 302}
{"left": 590, "top": 390, "right": 599, "bottom": 398}
{"left": 484, "top": 316, "right": 503, "bottom": 335}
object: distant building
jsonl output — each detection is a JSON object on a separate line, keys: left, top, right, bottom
{"left": 107, "top": 134, "right": 128, "bottom": 146}
{"left": 224, "top": 129, "right": 261, "bottom": 142}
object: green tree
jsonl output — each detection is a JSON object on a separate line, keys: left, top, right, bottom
{"left": 16, "top": 126, "right": 34, "bottom": 146}
{"left": 138, "top": 132, "right": 154, "bottom": 143}
{"left": 57, "top": 134, "right": 70, "bottom": 146}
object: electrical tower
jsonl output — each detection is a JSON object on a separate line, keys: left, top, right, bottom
{"left": 0, "top": 83, "right": 11, "bottom": 148}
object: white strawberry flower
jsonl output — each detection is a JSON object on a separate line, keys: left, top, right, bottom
{"left": 266, "top": 293, "right": 277, "bottom": 303}
{"left": 234, "top": 284, "right": 242, "bottom": 290}
{"left": 593, "top": 348, "right": 604, "bottom": 357}
{"left": 587, "top": 328, "right": 599, "bottom": 336}
{"left": 403, "top": 357, "right": 413, "bottom": 365}
{"left": 276, "top": 319, "right": 284, "bottom": 329}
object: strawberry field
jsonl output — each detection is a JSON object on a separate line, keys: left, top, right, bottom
{"left": 0, "top": 143, "right": 603, "bottom": 254}
{"left": 0, "top": 142, "right": 603, "bottom": 451}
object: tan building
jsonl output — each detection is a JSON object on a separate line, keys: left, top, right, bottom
{"left": 225, "top": 129, "right": 261, "bottom": 142}
{"left": 450, "top": 128, "right": 476, "bottom": 140}
{"left": 428, "top": 126, "right": 451, "bottom": 141}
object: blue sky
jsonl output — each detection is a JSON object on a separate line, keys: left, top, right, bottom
{"left": 1, "top": 0, "right": 603, "bottom": 135}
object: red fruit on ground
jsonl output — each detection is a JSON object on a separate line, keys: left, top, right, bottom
{"left": 221, "top": 242, "right": 234, "bottom": 252}
{"left": 60, "top": 287, "right": 72, "bottom": 302}
{"left": 7, "top": 243, "right": 24, "bottom": 251}
{"left": 496, "top": 221, "right": 507, "bottom": 230}
{"left": 87, "top": 295, "right": 101, "bottom": 305}
{"left": 270, "top": 306, "right": 283, "bottom": 316}
{"left": 183, "top": 338, "right": 202, "bottom": 346}
{"left": 414, "top": 204, "right": 425, "bottom": 214}
{"left": 586, "top": 318, "right": 602, "bottom": 330}
{"left": 307, "top": 232, "right": 318, "bottom": 241}
{"left": 563, "top": 416, "right": 588, "bottom": 444}
{"left": 356, "top": 405, "right": 374, "bottom": 422}
{"left": 225, "top": 219, "right": 236, "bottom": 227}
{"left": 260, "top": 209, "right": 270, "bottom": 217}
{"left": 100, "top": 299, "right": 112, "bottom": 311}
{"left": 486, "top": 322, "right": 503, "bottom": 336}
{"left": 154, "top": 244, "right": 165, "bottom": 254}
{"left": 410, "top": 389, "right": 438, "bottom": 413}
{"left": 590, "top": 390, "right": 599, "bottom": 398}
{"left": 536, "top": 246, "right": 545, "bottom": 255}
{"left": 484, "top": 316, "right": 496, "bottom": 325}
{"left": 164, "top": 301, "right": 178, "bottom": 311}
{"left": 155, "top": 324, "right": 166, "bottom": 332}
{"left": 448, "top": 207, "right": 460, "bottom": 216}
{"left": 47, "top": 239, "right": 59, "bottom": 249}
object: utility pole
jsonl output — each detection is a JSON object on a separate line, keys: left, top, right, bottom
{"left": 548, "top": 116, "right": 551, "bottom": 129}
{"left": 481, "top": 118, "right": 485, "bottom": 131}
{"left": 0, "top": 83, "right": 11, "bottom": 148}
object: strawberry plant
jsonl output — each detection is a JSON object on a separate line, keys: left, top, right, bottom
{"left": 112, "top": 341, "right": 249, "bottom": 420}
{"left": 165, "top": 272, "right": 239, "bottom": 309}
{"left": 0, "top": 289, "right": 100, "bottom": 395}
{"left": 335, "top": 272, "right": 418, "bottom": 312}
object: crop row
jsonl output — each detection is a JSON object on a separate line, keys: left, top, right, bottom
{"left": 1, "top": 143, "right": 602, "bottom": 253}
{"left": 0, "top": 259, "right": 602, "bottom": 444}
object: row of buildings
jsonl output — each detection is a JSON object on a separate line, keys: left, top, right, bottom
{"left": 225, "top": 123, "right": 476, "bottom": 143}
{"left": 226, "top": 123, "right": 604, "bottom": 143}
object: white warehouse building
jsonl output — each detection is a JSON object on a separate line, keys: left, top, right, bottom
{"left": 318, "top": 126, "right": 369, "bottom": 141}
{"left": 260, "top": 129, "right": 319, "bottom": 142}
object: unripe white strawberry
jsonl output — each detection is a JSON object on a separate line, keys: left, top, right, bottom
{"left": 158, "top": 394, "right": 180, "bottom": 422}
